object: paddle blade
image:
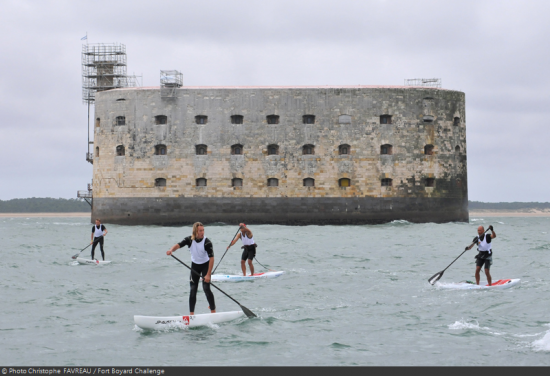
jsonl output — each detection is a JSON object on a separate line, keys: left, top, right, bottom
{"left": 71, "top": 254, "right": 78, "bottom": 259}
{"left": 428, "top": 271, "right": 444, "bottom": 285}
{"left": 240, "top": 304, "right": 257, "bottom": 318}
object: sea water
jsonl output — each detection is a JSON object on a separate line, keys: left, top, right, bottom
{"left": 1, "top": 216, "right": 549, "bottom": 366}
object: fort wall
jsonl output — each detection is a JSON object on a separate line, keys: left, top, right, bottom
{"left": 91, "top": 86, "right": 468, "bottom": 225}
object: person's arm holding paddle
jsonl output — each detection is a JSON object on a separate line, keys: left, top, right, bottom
{"left": 226, "top": 231, "right": 242, "bottom": 250}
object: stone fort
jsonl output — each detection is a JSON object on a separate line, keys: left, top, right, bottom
{"left": 89, "top": 84, "right": 468, "bottom": 225}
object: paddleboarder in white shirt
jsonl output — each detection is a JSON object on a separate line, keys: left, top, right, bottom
{"left": 166, "top": 222, "right": 216, "bottom": 315}
{"left": 227, "top": 223, "right": 257, "bottom": 276}
{"left": 466, "top": 225, "right": 496, "bottom": 286}
{"left": 90, "top": 219, "right": 108, "bottom": 260}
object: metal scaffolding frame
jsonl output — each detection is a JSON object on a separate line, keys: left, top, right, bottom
{"left": 404, "top": 78, "right": 442, "bottom": 89}
{"left": 82, "top": 43, "right": 130, "bottom": 103}
{"left": 160, "top": 70, "right": 183, "bottom": 98}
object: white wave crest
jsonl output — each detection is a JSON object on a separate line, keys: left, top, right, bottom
{"left": 532, "top": 330, "right": 550, "bottom": 352}
{"left": 448, "top": 319, "right": 484, "bottom": 330}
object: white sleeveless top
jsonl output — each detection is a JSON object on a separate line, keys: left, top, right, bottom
{"left": 189, "top": 238, "right": 210, "bottom": 264}
{"left": 478, "top": 234, "right": 492, "bottom": 253}
{"left": 93, "top": 225, "right": 104, "bottom": 238}
{"left": 241, "top": 232, "right": 255, "bottom": 246}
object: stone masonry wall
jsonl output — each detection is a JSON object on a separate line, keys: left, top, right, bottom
{"left": 91, "top": 86, "right": 467, "bottom": 225}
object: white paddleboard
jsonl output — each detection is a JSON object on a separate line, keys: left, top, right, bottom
{"left": 76, "top": 257, "right": 112, "bottom": 265}
{"left": 211, "top": 271, "right": 285, "bottom": 282}
{"left": 134, "top": 311, "right": 244, "bottom": 330}
{"left": 437, "top": 278, "right": 520, "bottom": 290}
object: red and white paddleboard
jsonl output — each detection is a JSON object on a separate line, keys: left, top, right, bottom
{"left": 437, "top": 278, "right": 520, "bottom": 290}
{"left": 134, "top": 311, "right": 244, "bottom": 330}
{"left": 76, "top": 257, "right": 112, "bottom": 265}
{"left": 211, "top": 271, "right": 285, "bottom": 282}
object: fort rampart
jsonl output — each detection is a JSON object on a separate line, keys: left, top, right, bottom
{"left": 91, "top": 85, "right": 468, "bottom": 225}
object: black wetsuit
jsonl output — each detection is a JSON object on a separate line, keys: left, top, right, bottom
{"left": 178, "top": 236, "right": 216, "bottom": 312}
{"left": 91, "top": 224, "right": 106, "bottom": 260}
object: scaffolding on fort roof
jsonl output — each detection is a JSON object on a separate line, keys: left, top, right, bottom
{"left": 82, "top": 43, "right": 141, "bottom": 104}
{"left": 404, "top": 78, "right": 441, "bottom": 89}
{"left": 160, "top": 70, "right": 183, "bottom": 98}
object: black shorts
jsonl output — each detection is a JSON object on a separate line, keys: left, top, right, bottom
{"left": 241, "top": 247, "right": 256, "bottom": 261}
{"left": 475, "top": 254, "right": 492, "bottom": 269}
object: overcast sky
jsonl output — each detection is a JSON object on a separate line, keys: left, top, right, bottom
{"left": 1, "top": 0, "right": 548, "bottom": 202}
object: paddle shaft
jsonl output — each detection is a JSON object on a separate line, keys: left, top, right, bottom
{"left": 72, "top": 243, "right": 92, "bottom": 258}
{"left": 213, "top": 226, "right": 242, "bottom": 273}
{"left": 170, "top": 254, "right": 256, "bottom": 317}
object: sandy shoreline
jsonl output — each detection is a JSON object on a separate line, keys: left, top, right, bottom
{"left": 1, "top": 211, "right": 549, "bottom": 218}
{"left": 0, "top": 213, "right": 90, "bottom": 218}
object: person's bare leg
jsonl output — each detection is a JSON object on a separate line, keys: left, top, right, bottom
{"left": 241, "top": 260, "right": 246, "bottom": 276}
{"left": 475, "top": 266, "right": 481, "bottom": 285}
{"left": 248, "top": 259, "right": 254, "bottom": 275}
{"left": 485, "top": 268, "right": 492, "bottom": 286}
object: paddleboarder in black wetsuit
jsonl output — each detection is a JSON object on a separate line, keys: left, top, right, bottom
{"left": 166, "top": 222, "right": 216, "bottom": 315}
{"left": 90, "top": 219, "right": 108, "bottom": 260}
{"left": 466, "top": 225, "right": 496, "bottom": 286}
{"left": 227, "top": 223, "right": 257, "bottom": 276}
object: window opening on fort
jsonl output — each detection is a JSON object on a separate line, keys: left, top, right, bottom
{"left": 196, "top": 178, "right": 207, "bottom": 187}
{"left": 196, "top": 144, "right": 207, "bottom": 155}
{"left": 267, "top": 115, "right": 279, "bottom": 124}
{"left": 339, "top": 144, "right": 350, "bottom": 155}
{"left": 116, "top": 98, "right": 126, "bottom": 101}
{"left": 381, "top": 144, "right": 393, "bottom": 155}
{"left": 95, "top": 118, "right": 100, "bottom": 127}
{"left": 231, "top": 144, "right": 243, "bottom": 155}
{"left": 95, "top": 147, "right": 99, "bottom": 157}
{"left": 116, "top": 116, "right": 126, "bottom": 126}
{"left": 195, "top": 115, "right": 207, "bottom": 124}
{"left": 267, "top": 178, "right": 279, "bottom": 187}
{"left": 155, "top": 144, "right": 167, "bottom": 155}
{"left": 116, "top": 145, "right": 125, "bottom": 156}
{"left": 155, "top": 115, "right": 167, "bottom": 125}
{"left": 426, "top": 178, "right": 435, "bottom": 187}
{"left": 155, "top": 178, "right": 166, "bottom": 187}
{"left": 339, "top": 178, "right": 350, "bottom": 187}
{"left": 303, "top": 178, "right": 315, "bottom": 187}
{"left": 424, "top": 144, "right": 434, "bottom": 155}
{"left": 456, "top": 179, "right": 462, "bottom": 188}
{"left": 302, "top": 144, "right": 315, "bottom": 155}
{"left": 455, "top": 145, "right": 460, "bottom": 153}
{"left": 231, "top": 115, "right": 244, "bottom": 124}
{"left": 232, "top": 178, "right": 243, "bottom": 187}
{"left": 380, "top": 115, "right": 392, "bottom": 124}
{"left": 303, "top": 115, "right": 315, "bottom": 124}
{"left": 268, "top": 144, "right": 279, "bottom": 155}
{"left": 381, "top": 178, "right": 393, "bottom": 187}
{"left": 453, "top": 117, "right": 460, "bottom": 126}
{"left": 423, "top": 115, "right": 434, "bottom": 123}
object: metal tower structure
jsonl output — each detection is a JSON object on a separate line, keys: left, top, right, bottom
{"left": 160, "top": 70, "right": 183, "bottom": 98}
{"left": 404, "top": 78, "right": 442, "bottom": 88}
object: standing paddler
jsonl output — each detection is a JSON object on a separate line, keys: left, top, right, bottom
{"left": 227, "top": 223, "right": 257, "bottom": 276}
{"left": 466, "top": 225, "right": 496, "bottom": 286}
{"left": 90, "top": 219, "right": 108, "bottom": 260}
{"left": 166, "top": 222, "right": 216, "bottom": 315}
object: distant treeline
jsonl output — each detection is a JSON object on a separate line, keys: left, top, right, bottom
{"left": 0, "top": 198, "right": 90, "bottom": 213}
{"left": 469, "top": 201, "right": 550, "bottom": 210}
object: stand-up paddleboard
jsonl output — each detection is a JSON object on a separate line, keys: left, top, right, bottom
{"left": 134, "top": 311, "right": 244, "bottom": 330}
{"left": 437, "top": 278, "right": 520, "bottom": 290}
{"left": 211, "top": 271, "right": 285, "bottom": 282}
{"left": 76, "top": 257, "right": 112, "bottom": 265}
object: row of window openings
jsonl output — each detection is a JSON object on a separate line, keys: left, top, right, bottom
{"left": 154, "top": 177, "right": 439, "bottom": 188}
{"left": 99, "top": 115, "right": 462, "bottom": 127}
{"left": 110, "top": 144, "right": 459, "bottom": 157}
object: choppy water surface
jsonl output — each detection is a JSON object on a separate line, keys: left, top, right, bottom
{"left": 1, "top": 216, "right": 549, "bottom": 366}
